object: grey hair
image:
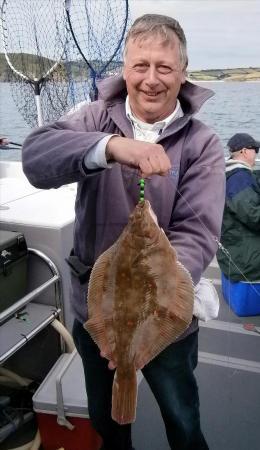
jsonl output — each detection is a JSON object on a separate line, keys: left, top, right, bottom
{"left": 124, "top": 14, "right": 188, "bottom": 69}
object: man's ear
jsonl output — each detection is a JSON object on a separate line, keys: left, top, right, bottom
{"left": 181, "top": 69, "right": 186, "bottom": 84}
{"left": 181, "top": 59, "right": 188, "bottom": 84}
{"left": 122, "top": 66, "right": 126, "bottom": 81}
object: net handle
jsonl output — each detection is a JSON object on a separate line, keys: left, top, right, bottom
{"left": 64, "top": 0, "right": 129, "bottom": 100}
{"left": 1, "top": 0, "right": 68, "bottom": 125}
{"left": 64, "top": 0, "right": 93, "bottom": 72}
{"left": 1, "top": 0, "right": 65, "bottom": 82}
{"left": 100, "top": 0, "right": 129, "bottom": 76}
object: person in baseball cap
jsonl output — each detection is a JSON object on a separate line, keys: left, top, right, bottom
{"left": 227, "top": 133, "right": 259, "bottom": 167}
{"left": 228, "top": 133, "right": 260, "bottom": 152}
{"left": 217, "top": 131, "right": 260, "bottom": 283}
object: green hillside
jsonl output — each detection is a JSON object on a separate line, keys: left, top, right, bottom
{"left": 188, "top": 67, "right": 260, "bottom": 81}
{"left": 1, "top": 53, "right": 260, "bottom": 82}
{"left": 0, "top": 53, "right": 122, "bottom": 81}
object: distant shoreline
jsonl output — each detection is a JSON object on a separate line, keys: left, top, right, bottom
{"left": 188, "top": 79, "right": 260, "bottom": 83}
{"left": 187, "top": 67, "right": 260, "bottom": 82}
{"left": 0, "top": 52, "right": 259, "bottom": 82}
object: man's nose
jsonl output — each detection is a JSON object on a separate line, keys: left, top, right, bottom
{"left": 145, "top": 67, "right": 159, "bottom": 85}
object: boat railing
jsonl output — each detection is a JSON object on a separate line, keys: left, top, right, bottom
{"left": 0, "top": 248, "right": 62, "bottom": 364}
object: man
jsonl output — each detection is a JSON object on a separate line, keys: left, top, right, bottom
{"left": 217, "top": 132, "right": 260, "bottom": 282}
{"left": 22, "top": 14, "right": 225, "bottom": 450}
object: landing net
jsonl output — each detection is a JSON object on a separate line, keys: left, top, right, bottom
{"left": 65, "top": 0, "right": 129, "bottom": 101}
{"left": 1, "top": 0, "right": 69, "bottom": 126}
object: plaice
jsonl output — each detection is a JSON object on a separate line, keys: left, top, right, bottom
{"left": 84, "top": 200, "right": 194, "bottom": 424}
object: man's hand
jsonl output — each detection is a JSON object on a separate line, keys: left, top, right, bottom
{"left": 106, "top": 136, "right": 171, "bottom": 177}
{"left": 100, "top": 350, "right": 117, "bottom": 370}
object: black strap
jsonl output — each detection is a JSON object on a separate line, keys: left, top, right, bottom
{"left": 65, "top": 251, "right": 92, "bottom": 284}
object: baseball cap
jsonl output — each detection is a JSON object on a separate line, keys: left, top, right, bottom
{"left": 227, "top": 133, "right": 260, "bottom": 153}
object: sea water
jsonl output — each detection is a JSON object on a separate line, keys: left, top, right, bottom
{"left": 0, "top": 80, "right": 260, "bottom": 161}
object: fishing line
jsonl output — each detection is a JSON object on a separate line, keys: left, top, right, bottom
{"left": 171, "top": 179, "right": 260, "bottom": 297}
{"left": 168, "top": 169, "right": 260, "bottom": 426}
{"left": 165, "top": 173, "right": 260, "bottom": 444}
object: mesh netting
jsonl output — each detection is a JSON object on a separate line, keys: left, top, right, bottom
{"left": 65, "top": 0, "right": 129, "bottom": 99}
{"left": 1, "top": 0, "right": 130, "bottom": 126}
{"left": 1, "top": 0, "right": 67, "bottom": 78}
{"left": 7, "top": 67, "right": 72, "bottom": 126}
{"left": 1, "top": 0, "right": 69, "bottom": 126}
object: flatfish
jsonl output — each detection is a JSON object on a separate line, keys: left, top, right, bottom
{"left": 84, "top": 200, "right": 194, "bottom": 424}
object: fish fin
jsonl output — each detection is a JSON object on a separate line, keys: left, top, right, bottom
{"left": 86, "top": 244, "right": 120, "bottom": 361}
{"left": 87, "top": 245, "right": 116, "bottom": 317}
{"left": 134, "top": 312, "right": 187, "bottom": 369}
{"left": 173, "top": 261, "right": 194, "bottom": 321}
{"left": 112, "top": 365, "right": 137, "bottom": 425}
{"left": 134, "top": 262, "right": 194, "bottom": 369}
{"left": 83, "top": 316, "right": 111, "bottom": 357}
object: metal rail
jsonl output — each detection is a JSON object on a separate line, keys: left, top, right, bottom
{"left": 0, "top": 248, "right": 62, "bottom": 324}
{"left": 0, "top": 307, "right": 61, "bottom": 364}
{"left": 0, "top": 247, "right": 63, "bottom": 363}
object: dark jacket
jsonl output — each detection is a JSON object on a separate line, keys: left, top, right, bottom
{"left": 217, "top": 159, "right": 260, "bottom": 281}
{"left": 22, "top": 74, "right": 225, "bottom": 329}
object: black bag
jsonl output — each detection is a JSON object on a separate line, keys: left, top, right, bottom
{"left": 0, "top": 230, "right": 28, "bottom": 314}
{"left": 66, "top": 249, "right": 92, "bottom": 284}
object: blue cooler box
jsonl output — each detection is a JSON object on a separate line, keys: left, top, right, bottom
{"left": 221, "top": 273, "right": 260, "bottom": 316}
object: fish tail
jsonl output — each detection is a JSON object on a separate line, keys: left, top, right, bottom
{"left": 112, "top": 365, "right": 137, "bottom": 425}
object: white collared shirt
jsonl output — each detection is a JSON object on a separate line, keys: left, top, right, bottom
{"left": 125, "top": 95, "right": 183, "bottom": 143}
{"left": 84, "top": 97, "right": 184, "bottom": 169}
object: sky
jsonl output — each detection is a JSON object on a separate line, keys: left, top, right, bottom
{"left": 0, "top": 0, "right": 259, "bottom": 71}
{"left": 128, "top": 0, "right": 260, "bottom": 70}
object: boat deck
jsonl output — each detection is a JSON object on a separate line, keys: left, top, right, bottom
{"left": 133, "top": 263, "right": 260, "bottom": 450}
{"left": 1, "top": 162, "right": 260, "bottom": 449}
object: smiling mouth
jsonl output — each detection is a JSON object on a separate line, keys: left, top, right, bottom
{"left": 142, "top": 91, "right": 162, "bottom": 98}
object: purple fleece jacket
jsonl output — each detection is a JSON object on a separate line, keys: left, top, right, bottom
{"left": 22, "top": 74, "right": 225, "bottom": 334}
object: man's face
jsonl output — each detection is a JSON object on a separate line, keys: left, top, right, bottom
{"left": 245, "top": 148, "right": 257, "bottom": 167}
{"left": 123, "top": 33, "right": 186, "bottom": 123}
